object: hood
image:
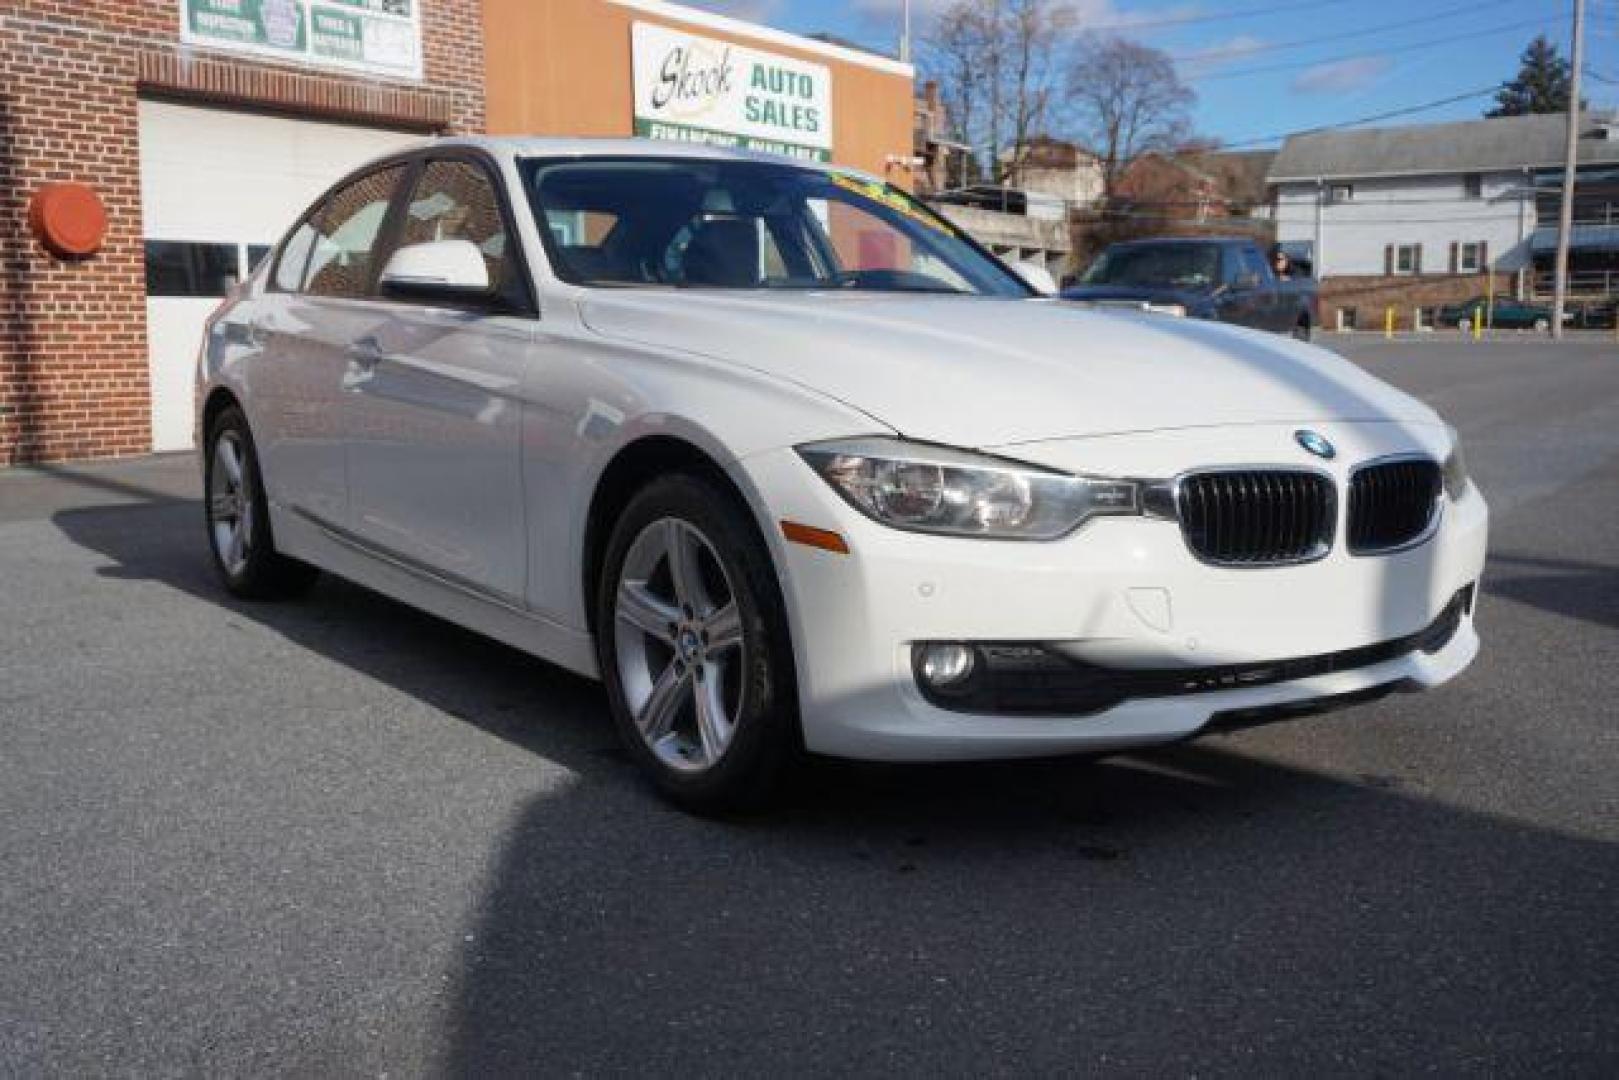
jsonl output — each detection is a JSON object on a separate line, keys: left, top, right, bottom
{"left": 577, "top": 291, "right": 1439, "bottom": 447}
{"left": 1059, "top": 283, "right": 1210, "bottom": 306}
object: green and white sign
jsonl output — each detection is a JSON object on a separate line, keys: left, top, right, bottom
{"left": 631, "top": 22, "right": 833, "bottom": 162}
{"left": 181, "top": 0, "right": 421, "bottom": 80}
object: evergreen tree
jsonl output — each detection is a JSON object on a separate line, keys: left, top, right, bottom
{"left": 1487, "top": 36, "right": 1573, "bottom": 117}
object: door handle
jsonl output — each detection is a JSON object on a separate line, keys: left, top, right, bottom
{"left": 221, "top": 320, "right": 264, "bottom": 349}
{"left": 346, "top": 336, "right": 384, "bottom": 369}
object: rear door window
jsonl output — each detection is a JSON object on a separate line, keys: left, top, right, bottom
{"left": 302, "top": 165, "right": 407, "bottom": 299}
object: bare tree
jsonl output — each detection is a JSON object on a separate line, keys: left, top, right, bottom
{"left": 921, "top": 0, "right": 1074, "bottom": 186}
{"left": 1063, "top": 34, "right": 1195, "bottom": 198}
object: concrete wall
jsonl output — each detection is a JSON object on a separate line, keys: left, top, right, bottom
{"left": 481, "top": 0, "right": 915, "bottom": 183}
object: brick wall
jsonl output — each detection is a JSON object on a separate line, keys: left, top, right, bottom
{"left": 0, "top": 0, "right": 486, "bottom": 465}
{"left": 1320, "top": 272, "right": 1516, "bottom": 331}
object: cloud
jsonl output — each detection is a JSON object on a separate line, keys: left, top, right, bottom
{"left": 1178, "top": 34, "right": 1267, "bottom": 74}
{"left": 1290, "top": 55, "right": 1394, "bottom": 95}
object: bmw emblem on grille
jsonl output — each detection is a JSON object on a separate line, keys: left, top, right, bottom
{"left": 1294, "top": 429, "right": 1336, "bottom": 459}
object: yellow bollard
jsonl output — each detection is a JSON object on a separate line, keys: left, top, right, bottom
{"left": 1385, "top": 306, "right": 1394, "bottom": 339}
{"left": 1473, "top": 303, "right": 1483, "bottom": 341}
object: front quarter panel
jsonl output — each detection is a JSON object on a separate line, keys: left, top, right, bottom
{"left": 519, "top": 297, "right": 889, "bottom": 631}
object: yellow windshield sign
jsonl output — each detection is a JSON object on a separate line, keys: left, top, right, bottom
{"left": 828, "top": 172, "right": 949, "bottom": 234}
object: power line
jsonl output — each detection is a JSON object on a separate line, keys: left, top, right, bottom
{"left": 1187, "top": 18, "right": 1559, "bottom": 84}
{"left": 1169, "top": 0, "right": 1526, "bottom": 63}
{"left": 1220, "top": 86, "right": 1504, "bottom": 149}
{"left": 1081, "top": 0, "right": 1358, "bottom": 34}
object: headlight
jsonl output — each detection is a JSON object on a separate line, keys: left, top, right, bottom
{"left": 1442, "top": 432, "right": 1469, "bottom": 500}
{"left": 797, "top": 438, "right": 1140, "bottom": 540}
{"left": 1144, "top": 302, "right": 1187, "bottom": 317}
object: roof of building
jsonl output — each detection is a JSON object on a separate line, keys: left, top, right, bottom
{"left": 1268, "top": 111, "right": 1619, "bottom": 182}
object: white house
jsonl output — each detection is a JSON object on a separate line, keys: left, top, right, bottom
{"left": 1269, "top": 111, "right": 1619, "bottom": 316}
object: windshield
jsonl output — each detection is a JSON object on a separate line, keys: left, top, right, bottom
{"left": 521, "top": 157, "right": 1031, "bottom": 297}
{"left": 1082, "top": 245, "right": 1221, "bottom": 289}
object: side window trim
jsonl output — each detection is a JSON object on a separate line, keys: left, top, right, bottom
{"left": 363, "top": 157, "right": 423, "bottom": 300}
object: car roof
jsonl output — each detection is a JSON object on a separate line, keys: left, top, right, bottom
{"left": 400, "top": 135, "right": 886, "bottom": 185}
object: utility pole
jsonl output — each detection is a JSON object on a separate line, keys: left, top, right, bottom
{"left": 1551, "top": 0, "right": 1586, "bottom": 339}
{"left": 899, "top": 0, "right": 911, "bottom": 64}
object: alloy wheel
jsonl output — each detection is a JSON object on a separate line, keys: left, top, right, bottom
{"left": 613, "top": 517, "right": 747, "bottom": 772}
{"left": 209, "top": 429, "right": 254, "bottom": 577}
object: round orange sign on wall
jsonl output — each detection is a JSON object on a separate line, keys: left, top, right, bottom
{"left": 29, "top": 182, "right": 108, "bottom": 258}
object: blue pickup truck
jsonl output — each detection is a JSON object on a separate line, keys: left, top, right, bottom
{"left": 1062, "top": 236, "right": 1319, "bottom": 339}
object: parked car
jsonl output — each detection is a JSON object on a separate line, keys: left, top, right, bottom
{"left": 1061, "top": 236, "right": 1320, "bottom": 339}
{"left": 197, "top": 139, "right": 1487, "bottom": 810}
{"left": 1569, "top": 299, "right": 1618, "bottom": 330}
{"left": 1437, "top": 296, "right": 1563, "bottom": 332}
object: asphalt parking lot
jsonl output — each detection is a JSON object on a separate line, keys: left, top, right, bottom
{"left": 2, "top": 338, "right": 1616, "bottom": 1075}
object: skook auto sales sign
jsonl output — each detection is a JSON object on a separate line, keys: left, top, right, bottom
{"left": 631, "top": 22, "right": 833, "bottom": 161}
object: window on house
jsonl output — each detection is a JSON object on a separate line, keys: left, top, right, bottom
{"left": 1394, "top": 243, "right": 1421, "bottom": 275}
{"left": 1459, "top": 242, "right": 1484, "bottom": 273}
{"left": 1463, "top": 173, "right": 1483, "bottom": 200}
{"left": 1328, "top": 184, "right": 1354, "bottom": 203}
{"left": 143, "top": 241, "right": 240, "bottom": 298}
{"left": 1338, "top": 307, "right": 1358, "bottom": 331}
{"left": 1416, "top": 306, "right": 1436, "bottom": 331}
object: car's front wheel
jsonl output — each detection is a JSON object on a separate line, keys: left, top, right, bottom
{"left": 596, "top": 474, "right": 799, "bottom": 812}
{"left": 204, "top": 405, "right": 319, "bottom": 600}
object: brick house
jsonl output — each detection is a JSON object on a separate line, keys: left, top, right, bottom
{"left": 0, "top": 0, "right": 486, "bottom": 465}
{"left": 1071, "top": 150, "right": 1276, "bottom": 271}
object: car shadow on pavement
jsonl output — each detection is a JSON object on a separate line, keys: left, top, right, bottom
{"left": 47, "top": 493, "right": 1619, "bottom": 1074}
{"left": 438, "top": 738, "right": 1619, "bottom": 1075}
{"left": 1484, "top": 551, "right": 1619, "bottom": 633}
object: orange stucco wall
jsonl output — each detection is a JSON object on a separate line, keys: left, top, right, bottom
{"left": 481, "top": 0, "right": 915, "bottom": 185}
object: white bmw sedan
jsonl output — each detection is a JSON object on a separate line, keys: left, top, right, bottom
{"left": 197, "top": 138, "right": 1487, "bottom": 810}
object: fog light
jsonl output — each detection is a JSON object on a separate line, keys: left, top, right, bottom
{"left": 917, "top": 642, "right": 977, "bottom": 691}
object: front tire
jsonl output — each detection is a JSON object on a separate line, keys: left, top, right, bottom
{"left": 595, "top": 474, "right": 799, "bottom": 812}
{"left": 204, "top": 405, "right": 319, "bottom": 600}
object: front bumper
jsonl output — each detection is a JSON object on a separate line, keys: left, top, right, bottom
{"left": 739, "top": 421, "right": 1489, "bottom": 763}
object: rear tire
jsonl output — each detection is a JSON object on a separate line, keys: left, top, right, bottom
{"left": 204, "top": 405, "right": 319, "bottom": 600}
{"left": 1533, "top": 317, "right": 1550, "bottom": 333}
{"left": 595, "top": 473, "right": 799, "bottom": 813}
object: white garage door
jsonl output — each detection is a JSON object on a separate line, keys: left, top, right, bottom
{"left": 139, "top": 100, "right": 422, "bottom": 451}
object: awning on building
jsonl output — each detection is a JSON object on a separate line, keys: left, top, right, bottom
{"left": 1530, "top": 224, "right": 1619, "bottom": 253}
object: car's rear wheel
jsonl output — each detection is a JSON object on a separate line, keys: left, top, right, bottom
{"left": 1533, "top": 316, "right": 1550, "bottom": 333}
{"left": 205, "top": 405, "right": 319, "bottom": 600}
{"left": 596, "top": 474, "right": 799, "bottom": 812}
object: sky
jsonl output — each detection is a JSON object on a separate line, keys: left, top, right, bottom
{"left": 679, "top": 0, "right": 1619, "bottom": 149}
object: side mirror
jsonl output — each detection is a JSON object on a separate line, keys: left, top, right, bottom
{"left": 378, "top": 240, "right": 492, "bottom": 304}
{"left": 1012, "top": 260, "right": 1058, "bottom": 296}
